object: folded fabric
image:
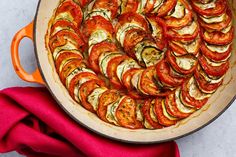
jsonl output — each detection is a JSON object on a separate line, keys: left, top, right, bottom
{"left": 0, "top": 87, "right": 180, "bottom": 157}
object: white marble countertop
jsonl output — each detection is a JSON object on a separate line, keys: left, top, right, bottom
{"left": 0, "top": 1, "right": 236, "bottom": 157}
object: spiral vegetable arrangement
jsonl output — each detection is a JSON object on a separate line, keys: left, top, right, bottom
{"left": 46, "top": 0, "right": 234, "bottom": 129}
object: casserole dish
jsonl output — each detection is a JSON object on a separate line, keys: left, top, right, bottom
{"left": 11, "top": 0, "right": 236, "bottom": 143}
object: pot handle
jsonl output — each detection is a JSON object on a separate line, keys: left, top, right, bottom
{"left": 11, "top": 22, "right": 45, "bottom": 85}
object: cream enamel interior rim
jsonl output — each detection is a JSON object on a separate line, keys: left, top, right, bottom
{"left": 34, "top": 0, "right": 236, "bottom": 143}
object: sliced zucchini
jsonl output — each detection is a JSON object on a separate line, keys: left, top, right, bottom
{"left": 172, "top": 37, "right": 200, "bottom": 55}
{"left": 106, "top": 100, "right": 120, "bottom": 125}
{"left": 136, "top": 103, "right": 144, "bottom": 122}
{"left": 66, "top": 67, "right": 95, "bottom": 89}
{"left": 175, "top": 88, "right": 195, "bottom": 113}
{"left": 221, "top": 22, "right": 232, "bottom": 33}
{"left": 199, "top": 66, "right": 224, "bottom": 84}
{"left": 200, "top": 12, "right": 226, "bottom": 24}
{"left": 204, "top": 56, "right": 227, "bottom": 66}
{"left": 88, "top": 29, "right": 112, "bottom": 47}
{"left": 152, "top": 0, "right": 164, "bottom": 13}
{"left": 99, "top": 52, "right": 122, "bottom": 77}
{"left": 175, "top": 54, "right": 197, "bottom": 70}
{"left": 86, "top": 8, "right": 111, "bottom": 21}
{"left": 51, "top": 26, "right": 76, "bottom": 36}
{"left": 137, "top": 0, "right": 148, "bottom": 13}
{"left": 175, "top": 20, "right": 198, "bottom": 35}
{"left": 205, "top": 42, "right": 231, "bottom": 53}
{"left": 55, "top": 49, "right": 83, "bottom": 61}
{"left": 141, "top": 46, "right": 164, "bottom": 67}
{"left": 162, "top": 99, "right": 178, "bottom": 121}
{"left": 116, "top": 58, "right": 141, "bottom": 81}
{"left": 74, "top": 77, "right": 92, "bottom": 102}
{"left": 144, "top": 119, "right": 154, "bottom": 129}
{"left": 150, "top": 100, "right": 158, "bottom": 122}
{"left": 168, "top": 0, "right": 185, "bottom": 19}
{"left": 188, "top": 77, "right": 212, "bottom": 100}
{"left": 87, "top": 87, "right": 108, "bottom": 111}
{"left": 53, "top": 42, "right": 78, "bottom": 59}
{"left": 131, "top": 70, "right": 143, "bottom": 90}
{"left": 54, "top": 12, "right": 74, "bottom": 23}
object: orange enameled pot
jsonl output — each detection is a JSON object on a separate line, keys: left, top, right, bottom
{"left": 10, "top": 0, "right": 236, "bottom": 143}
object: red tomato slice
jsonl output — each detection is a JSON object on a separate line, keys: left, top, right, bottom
{"left": 156, "top": 59, "right": 185, "bottom": 87}
{"left": 93, "top": 0, "right": 119, "bottom": 19}
{"left": 120, "top": 0, "right": 139, "bottom": 14}
{"left": 107, "top": 55, "right": 129, "bottom": 89}
{"left": 155, "top": 0, "right": 177, "bottom": 17}
{"left": 89, "top": 41, "right": 118, "bottom": 73}
{"left": 154, "top": 98, "right": 178, "bottom": 127}
{"left": 116, "top": 96, "right": 143, "bottom": 129}
{"left": 194, "top": 66, "right": 223, "bottom": 94}
{"left": 127, "top": 90, "right": 147, "bottom": 99}
{"left": 123, "top": 28, "right": 148, "bottom": 58}
{"left": 181, "top": 78, "right": 209, "bottom": 109}
{"left": 201, "top": 27, "right": 234, "bottom": 45}
{"left": 56, "top": 0, "right": 83, "bottom": 27}
{"left": 55, "top": 50, "right": 83, "bottom": 70}
{"left": 79, "top": 79, "right": 106, "bottom": 112}
{"left": 166, "top": 50, "right": 198, "bottom": 75}
{"left": 82, "top": 16, "right": 114, "bottom": 39}
{"left": 142, "top": 99, "right": 163, "bottom": 129}
{"left": 198, "top": 8, "right": 232, "bottom": 32}
{"left": 199, "top": 55, "right": 229, "bottom": 77}
{"left": 122, "top": 68, "right": 142, "bottom": 90}
{"left": 146, "top": 16, "right": 167, "bottom": 50}
{"left": 140, "top": 66, "right": 167, "bottom": 96}
{"left": 166, "top": 21, "right": 200, "bottom": 42}
{"left": 164, "top": 0, "right": 193, "bottom": 28}
{"left": 49, "top": 30, "right": 85, "bottom": 52}
{"left": 191, "top": 0, "right": 226, "bottom": 16}
{"left": 97, "top": 90, "right": 121, "bottom": 122}
{"left": 200, "top": 42, "right": 232, "bottom": 62}
{"left": 165, "top": 93, "right": 191, "bottom": 118}
{"left": 59, "top": 59, "right": 84, "bottom": 85}
{"left": 115, "top": 12, "right": 149, "bottom": 32}
{"left": 51, "top": 20, "right": 79, "bottom": 35}
{"left": 68, "top": 72, "right": 98, "bottom": 99}
{"left": 168, "top": 36, "right": 201, "bottom": 56}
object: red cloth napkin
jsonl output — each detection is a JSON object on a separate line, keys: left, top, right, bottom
{"left": 0, "top": 87, "right": 180, "bottom": 157}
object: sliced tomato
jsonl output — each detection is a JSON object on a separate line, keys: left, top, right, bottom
{"left": 194, "top": 66, "right": 223, "bottom": 94}
{"left": 93, "top": 0, "right": 119, "bottom": 19}
{"left": 79, "top": 79, "right": 106, "bottom": 112}
{"left": 59, "top": 59, "right": 84, "bottom": 85}
{"left": 154, "top": 98, "right": 178, "bottom": 127}
{"left": 127, "top": 90, "right": 147, "bottom": 99}
{"left": 201, "top": 27, "right": 234, "bottom": 45}
{"left": 200, "top": 42, "right": 232, "bottom": 62}
{"left": 82, "top": 16, "right": 114, "bottom": 39}
{"left": 97, "top": 90, "right": 121, "bottom": 122}
{"left": 107, "top": 55, "right": 129, "bottom": 89}
{"left": 123, "top": 28, "right": 148, "bottom": 58}
{"left": 164, "top": 0, "right": 193, "bottom": 28}
{"left": 199, "top": 55, "right": 229, "bottom": 77}
{"left": 165, "top": 93, "right": 191, "bottom": 118}
{"left": 166, "top": 20, "right": 200, "bottom": 42}
{"left": 198, "top": 8, "right": 232, "bottom": 32}
{"left": 122, "top": 68, "right": 142, "bottom": 90}
{"left": 88, "top": 41, "right": 118, "bottom": 73}
{"left": 146, "top": 16, "right": 167, "bottom": 50}
{"left": 142, "top": 99, "right": 163, "bottom": 129}
{"left": 116, "top": 96, "right": 143, "bottom": 129}
{"left": 154, "top": 0, "right": 177, "bottom": 17}
{"left": 120, "top": 0, "right": 139, "bottom": 14}
{"left": 181, "top": 77, "right": 210, "bottom": 109}
{"left": 55, "top": 50, "right": 83, "bottom": 70}
{"left": 166, "top": 50, "right": 198, "bottom": 75}
{"left": 68, "top": 71, "right": 98, "bottom": 99}
{"left": 169, "top": 36, "right": 201, "bottom": 56}
{"left": 56, "top": 0, "right": 83, "bottom": 27}
{"left": 49, "top": 30, "right": 84, "bottom": 52}
{"left": 156, "top": 59, "right": 185, "bottom": 87}
{"left": 50, "top": 20, "right": 79, "bottom": 36}
{"left": 139, "top": 66, "right": 166, "bottom": 96}
{"left": 115, "top": 12, "right": 149, "bottom": 32}
{"left": 191, "top": 0, "right": 226, "bottom": 16}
